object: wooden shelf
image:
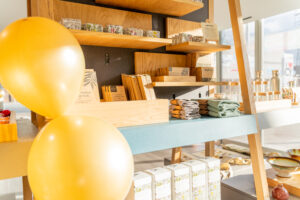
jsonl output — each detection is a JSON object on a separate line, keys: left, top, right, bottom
{"left": 1, "top": 115, "right": 256, "bottom": 179}
{"left": 166, "top": 42, "right": 231, "bottom": 53}
{"left": 70, "top": 30, "right": 172, "bottom": 49}
{"left": 120, "top": 115, "right": 257, "bottom": 154}
{"left": 152, "top": 81, "right": 228, "bottom": 87}
{"left": 95, "top": 0, "right": 204, "bottom": 17}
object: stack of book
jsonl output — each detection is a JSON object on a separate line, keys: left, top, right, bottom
{"left": 121, "top": 74, "right": 156, "bottom": 100}
{"left": 101, "top": 85, "right": 127, "bottom": 102}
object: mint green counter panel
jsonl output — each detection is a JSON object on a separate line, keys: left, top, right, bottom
{"left": 118, "top": 115, "right": 257, "bottom": 155}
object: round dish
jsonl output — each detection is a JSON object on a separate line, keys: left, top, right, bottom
{"left": 267, "top": 157, "right": 300, "bottom": 178}
{"left": 288, "top": 149, "right": 300, "bottom": 161}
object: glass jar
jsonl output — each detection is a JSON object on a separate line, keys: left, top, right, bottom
{"left": 270, "top": 70, "right": 280, "bottom": 92}
{"left": 255, "top": 81, "right": 263, "bottom": 93}
{"left": 274, "top": 91, "right": 281, "bottom": 100}
{"left": 263, "top": 80, "right": 269, "bottom": 92}
{"left": 253, "top": 92, "right": 258, "bottom": 102}
{"left": 268, "top": 91, "right": 274, "bottom": 101}
{"left": 258, "top": 92, "right": 267, "bottom": 101}
{"left": 230, "top": 82, "right": 241, "bottom": 102}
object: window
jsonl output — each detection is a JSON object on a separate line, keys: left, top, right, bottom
{"left": 262, "top": 9, "right": 300, "bottom": 87}
{"left": 220, "top": 22, "right": 255, "bottom": 81}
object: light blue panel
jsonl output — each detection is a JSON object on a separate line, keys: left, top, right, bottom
{"left": 119, "top": 115, "right": 257, "bottom": 155}
{"left": 257, "top": 107, "right": 300, "bottom": 130}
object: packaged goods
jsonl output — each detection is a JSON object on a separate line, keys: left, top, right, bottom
{"left": 190, "top": 67, "right": 215, "bottom": 82}
{"left": 198, "top": 157, "right": 221, "bottom": 200}
{"left": 124, "top": 28, "right": 144, "bottom": 36}
{"left": 183, "top": 160, "right": 207, "bottom": 200}
{"left": 144, "top": 30, "right": 160, "bottom": 38}
{"left": 133, "top": 172, "right": 152, "bottom": 200}
{"left": 166, "top": 164, "right": 191, "bottom": 200}
{"left": 145, "top": 167, "right": 172, "bottom": 200}
{"left": 104, "top": 25, "right": 123, "bottom": 34}
{"left": 61, "top": 18, "right": 81, "bottom": 30}
{"left": 158, "top": 67, "right": 190, "bottom": 76}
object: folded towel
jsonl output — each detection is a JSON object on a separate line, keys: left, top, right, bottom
{"left": 208, "top": 100, "right": 240, "bottom": 112}
{"left": 208, "top": 109, "right": 240, "bottom": 118}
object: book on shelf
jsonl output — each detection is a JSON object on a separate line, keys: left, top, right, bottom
{"left": 102, "top": 85, "right": 127, "bottom": 102}
{"left": 122, "top": 74, "right": 156, "bottom": 100}
{"left": 157, "top": 67, "right": 190, "bottom": 76}
{"left": 75, "top": 69, "right": 100, "bottom": 104}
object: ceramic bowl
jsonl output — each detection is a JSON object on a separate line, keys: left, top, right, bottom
{"left": 288, "top": 149, "right": 300, "bottom": 161}
{"left": 267, "top": 157, "right": 300, "bottom": 178}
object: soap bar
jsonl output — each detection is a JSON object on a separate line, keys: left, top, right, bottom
{"left": 133, "top": 172, "right": 152, "bottom": 200}
{"left": 183, "top": 160, "right": 207, "bottom": 200}
{"left": 145, "top": 167, "right": 171, "bottom": 200}
{"left": 166, "top": 164, "right": 191, "bottom": 200}
{"left": 198, "top": 157, "right": 221, "bottom": 200}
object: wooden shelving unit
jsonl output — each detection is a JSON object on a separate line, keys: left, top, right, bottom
{"left": 152, "top": 81, "right": 228, "bottom": 87}
{"left": 71, "top": 30, "right": 172, "bottom": 49}
{"left": 166, "top": 42, "right": 231, "bottom": 53}
{"left": 95, "top": 0, "right": 204, "bottom": 16}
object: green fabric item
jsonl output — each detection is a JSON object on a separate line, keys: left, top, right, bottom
{"left": 207, "top": 100, "right": 240, "bottom": 118}
{"left": 208, "top": 109, "right": 240, "bottom": 118}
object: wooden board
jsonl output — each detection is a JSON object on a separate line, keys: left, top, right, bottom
{"left": 267, "top": 169, "right": 300, "bottom": 197}
{"left": 71, "top": 30, "right": 171, "bottom": 49}
{"left": 66, "top": 100, "right": 169, "bottom": 127}
{"left": 53, "top": 0, "right": 152, "bottom": 30}
{"left": 166, "top": 17, "right": 202, "bottom": 38}
{"left": 153, "top": 76, "right": 196, "bottom": 82}
{"left": 152, "top": 81, "right": 228, "bottom": 87}
{"left": 95, "top": 0, "right": 204, "bottom": 17}
{"left": 135, "top": 52, "right": 187, "bottom": 76}
{"left": 166, "top": 42, "right": 231, "bottom": 53}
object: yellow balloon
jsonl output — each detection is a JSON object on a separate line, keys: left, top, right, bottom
{"left": 28, "top": 115, "right": 134, "bottom": 200}
{"left": 0, "top": 17, "right": 85, "bottom": 118}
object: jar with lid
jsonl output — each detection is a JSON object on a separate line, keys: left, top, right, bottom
{"left": 230, "top": 82, "right": 241, "bottom": 102}
{"left": 268, "top": 91, "right": 274, "bottom": 101}
{"left": 274, "top": 91, "right": 281, "bottom": 100}
{"left": 253, "top": 92, "right": 258, "bottom": 102}
{"left": 255, "top": 81, "right": 263, "bottom": 93}
{"left": 258, "top": 92, "right": 267, "bottom": 101}
{"left": 263, "top": 80, "right": 269, "bottom": 92}
{"left": 270, "top": 70, "right": 280, "bottom": 92}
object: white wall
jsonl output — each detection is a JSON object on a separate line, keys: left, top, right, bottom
{"left": 215, "top": 0, "right": 300, "bottom": 30}
{"left": 0, "top": 0, "right": 27, "bottom": 31}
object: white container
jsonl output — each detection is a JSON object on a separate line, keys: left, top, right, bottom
{"left": 183, "top": 160, "right": 207, "bottom": 200}
{"left": 166, "top": 164, "right": 190, "bottom": 200}
{"left": 198, "top": 157, "right": 221, "bottom": 200}
{"left": 133, "top": 172, "right": 152, "bottom": 200}
{"left": 145, "top": 167, "right": 171, "bottom": 200}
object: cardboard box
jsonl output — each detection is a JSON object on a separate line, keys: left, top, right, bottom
{"left": 145, "top": 167, "right": 172, "bottom": 200}
{"left": 183, "top": 160, "right": 207, "bottom": 200}
{"left": 166, "top": 164, "right": 191, "bottom": 200}
{"left": 198, "top": 157, "right": 221, "bottom": 200}
{"left": 191, "top": 67, "right": 215, "bottom": 82}
{"left": 158, "top": 67, "right": 190, "bottom": 76}
{"left": 133, "top": 172, "right": 152, "bottom": 200}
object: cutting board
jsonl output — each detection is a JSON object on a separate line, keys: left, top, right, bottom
{"left": 267, "top": 169, "right": 300, "bottom": 197}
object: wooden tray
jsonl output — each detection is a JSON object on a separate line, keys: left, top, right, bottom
{"left": 153, "top": 76, "right": 196, "bottom": 82}
{"left": 0, "top": 111, "right": 18, "bottom": 142}
{"left": 267, "top": 169, "right": 300, "bottom": 197}
{"left": 33, "top": 100, "right": 169, "bottom": 128}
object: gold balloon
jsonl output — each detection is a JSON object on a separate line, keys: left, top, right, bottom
{"left": 0, "top": 17, "right": 85, "bottom": 118}
{"left": 28, "top": 116, "right": 134, "bottom": 200}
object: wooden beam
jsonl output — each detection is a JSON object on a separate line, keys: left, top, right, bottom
{"left": 205, "top": 141, "right": 215, "bottom": 156}
{"left": 22, "top": 176, "right": 33, "bottom": 200}
{"left": 228, "top": 0, "right": 270, "bottom": 199}
{"left": 171, "top": 147, "right": 182, "bottom": 164}
{"left": 208, "top": 0, "right": 214, "bottom": 23}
